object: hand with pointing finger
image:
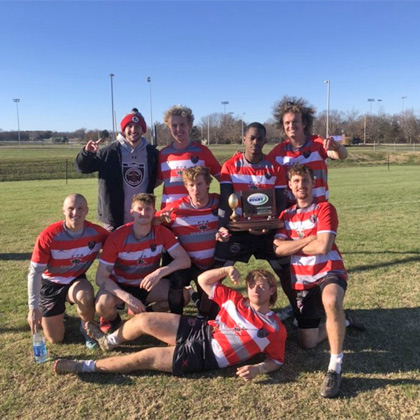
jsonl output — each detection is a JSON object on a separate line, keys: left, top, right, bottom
{"left": 85, "top": 138, "right": 103, "bottom": 153}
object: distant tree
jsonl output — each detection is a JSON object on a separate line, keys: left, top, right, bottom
{"left": 190, "top": 126, "right": 201, "bottom": 142}
{"left": 100, "top": 129, "right": 110, "bottom": 140}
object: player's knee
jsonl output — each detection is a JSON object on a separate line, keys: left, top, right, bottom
{"left": 76, "top": 290, "right": 95, "bottom": 307}
{"left": 322, "top": 294, "right": 342, "bottom": 314}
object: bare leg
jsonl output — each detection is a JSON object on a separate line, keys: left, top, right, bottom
{"left": 322, "top": 283, "right": 346, "bottom": 354}
{"left": 113, "top": 312, "right": 181, "bottom": 346}
{"left": 68, "top": 279, "right": 95, "bottom": 322}
{"left": 95, "top": 288, "right": 120, "bottom": 321}
{"left": 298, "top": 324, "right": 327, "bottom": 349}
{"left": 95, "top": 346, "right": 175, "bottom": 374}
{"left": 42, "top": 314, "right": 65, "bottom": 343}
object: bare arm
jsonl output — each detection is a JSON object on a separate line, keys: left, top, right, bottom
{"left": 273, "top": 235, "right": 317, "bottom": 257}
{"left": 301, "top": 232, "right": 335, "bottom": 255}
{"left": 96, "top": 262, "right": 146, "bottom": 313}
{"left": 198, "top": 266, "right": 240, "bottom": 296}
{"left": 236, "top": 357, "right": 281, "bottom": 381}
{"left": 140, "top": 244, "right": 191, "bottom": 291}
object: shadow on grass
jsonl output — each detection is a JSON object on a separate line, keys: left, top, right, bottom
{"left": 346, "top": 254, "right": 420, "bottom": 274}
{"left": 0, "top": 252, "right": 32, "bottom": 261}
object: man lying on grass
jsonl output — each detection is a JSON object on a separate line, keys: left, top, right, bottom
{"left": 55, "top": 266, "right": 287, "bottom": 380}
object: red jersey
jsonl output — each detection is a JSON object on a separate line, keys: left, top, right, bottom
{"left": 220, "top": 152, "right": 287, "bottom": 216}
{"left": 268, "top": 135, "right": 329, "bottom": 203}
{"left": 276, "top": 201, "right": 347, "bottom": 290}
{"left": 100, "top": 223, "right": 179, "bottom": 287}
{"left": 156, "top": 194, "right": 219, "bottom": 270}
{"left": 30, "top": 221, "right": 109, "bottom": 285}
{"left": 208, "top": 283, "right": 286, "bottom": 368}
{"left": 157, "top": 141, "right": 221, "bottom": 208}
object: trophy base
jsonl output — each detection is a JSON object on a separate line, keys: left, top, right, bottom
{"left": 227, "top": 218, "right": 283, "bottom": 232}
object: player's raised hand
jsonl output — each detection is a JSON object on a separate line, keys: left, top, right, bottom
{"left": 85, "top": 138, "right": 103, "bottom": 153}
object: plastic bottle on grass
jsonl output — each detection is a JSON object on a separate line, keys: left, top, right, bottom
{"left": 32, "top": 331, "right": 48, "bottom": 363}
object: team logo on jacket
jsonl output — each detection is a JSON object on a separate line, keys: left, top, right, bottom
{"left": 137, "top": 257, "right": 145, "bottom": 265}
{"left": 150, "top": 244, "right": 156, "bottom": 252}
{"left": 191, "top": 156, "right": 199, "bottom": 164}
{"left": 303, "top": 150, "right": 311, "bottom": 159}
{"left": 71, "top": 258, "right": 81, "bottom": 265}
{"left": 265, "top": 172, "right": 272, "bottom": 180}
{"left": 88, "top": 241, "right": 96, "bottom": 250}
{"left": 309, "top": 215, "right": 317, "bottom": 224}
{"left": 123, "top": 163, "right": 145, "bottom": 187}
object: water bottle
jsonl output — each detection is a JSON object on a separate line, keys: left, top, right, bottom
{"left": 32, "top": 331, "right": 48, "bottom": 363}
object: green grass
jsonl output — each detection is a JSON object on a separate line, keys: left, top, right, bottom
{"left": 1, "top": 165, "right": 420, "bottom": 419}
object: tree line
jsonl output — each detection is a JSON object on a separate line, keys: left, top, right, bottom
{"left": 1, "top": 108, "right": 419, "bottom": 145}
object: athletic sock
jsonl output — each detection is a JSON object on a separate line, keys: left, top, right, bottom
{"left": 328, "top": 353, "right": 343, "bottom": 374}
{"left": 81, "top": 360, "right": 96, "bottom": 373}
{"left": 107, "top": 332, "right": 120, "bottom": 346}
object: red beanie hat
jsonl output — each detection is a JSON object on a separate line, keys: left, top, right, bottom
{"left": 120, "top": 110, "right": 147, "bottom": 133}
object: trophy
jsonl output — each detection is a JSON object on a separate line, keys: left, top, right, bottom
{"left": 226, "top": 189, "right": 283, "bottom": 232}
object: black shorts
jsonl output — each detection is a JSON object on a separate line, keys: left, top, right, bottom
{"left": 116, "top": 284, "right": 150, "bottom": 309}
{"left": 295, "top": 275, "right": 347, "bottom": 329}
{"left": 172, "top": 316, "right": 219, "bottom": 376}
{"left": 40, "top": 276, "right": 86, "bottom": 318}
{"left": 214, "top": 231, "right": 279, "bottom": 263}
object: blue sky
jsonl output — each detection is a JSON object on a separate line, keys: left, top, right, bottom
{"left": 1, "top": 0, "right": 419, "bottom": 132}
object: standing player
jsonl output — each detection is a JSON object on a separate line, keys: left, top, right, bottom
{"left": 155, "top": 165, "right": 219, "bottom": 314}
{"left": 157, "top": 105, "right": 221, "bottom": 208}
{"left": 94, "top": 193, "right": 191, "bottom": 332}
{"left": 55, "top": 266, "right": 287, "bottom": 380}
{"left": 27, "top": 194, "right": 109, "bottom": 348}
{"left": 273, "top": 164, "right": 361, "bottom": 398}
{"left": 269, "top": 96, "right": 348, "bottom": 204}
{"left": 213, "top": 122, "right": 292, "bottom": 317}
{"left": 76, "top": 108, "right": 159, "bottom": 231}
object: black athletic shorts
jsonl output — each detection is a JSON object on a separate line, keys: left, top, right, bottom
{"left": 172, "top": 316, "right": 219, "bottom": 376}
{"left": 115, "top": 284, "right": 150, "bottom": 309}
{"left": 214, "top": 230, "right": 279, "bottom": 263}
{"left": 295, "top": 275, "right": 347, "bottom": 329}
{"left": 40, "top": 276, "right": 86, "bottom": 317}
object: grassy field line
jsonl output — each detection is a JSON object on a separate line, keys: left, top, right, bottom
{"left": 338, "top": 199, "right": 420, "bottom": 209}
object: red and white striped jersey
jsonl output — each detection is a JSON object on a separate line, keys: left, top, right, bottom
{"left": 157, "top": 141, "right": 221, "bottom": 208}
{"left": 100, "top": 223, "right": 179, "bottom": 287}
{"left": 276, "top": 201, "right": 347, "bottom": 290}
{"left": 268, "top": 135, "right": 329, "bottom": 203}
{"left": 30, "top": 221, "right": 109, "bottom": 285}
{"left": 220, "top": 152, "right": 287, "bottom": 215}
{"left": 209, "top": 283, "right": 286, "bottom": 368}
{"left": 156, "top": 194, "right": 219, "bottom": 270}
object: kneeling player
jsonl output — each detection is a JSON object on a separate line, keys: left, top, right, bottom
{"left": 27, "top": 194, "right": 109, "bottom": 348}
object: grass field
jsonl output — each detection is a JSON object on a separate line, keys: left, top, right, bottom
{"left": 1, "top": 159, "right": 420, "bottom": 419}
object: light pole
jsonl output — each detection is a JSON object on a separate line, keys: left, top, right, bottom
{"left": 221, "top": 101, "right": 229, "bottom": 114}
{"left": 367, "top": 98, "right": 375, "bottom": 114}
{"left": 401, "top": 96, "right": 407, "bottom": 113}
{"left": 147, "top": 77, "right": 154, "bottom": 145}
{"left": 376, "top": 99, "right": 383, "bottom": 114}
{"left": 241, "top": 112, "right": 246, "bottom": 138}
{"left": 109, "top": 73, "right": 115, "bottom": 142}
{"left": 12, "top": 99, "right": 21, "bottom": 146}
{"left": 324, "top": 80, "right": 330, "bottom": 138}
